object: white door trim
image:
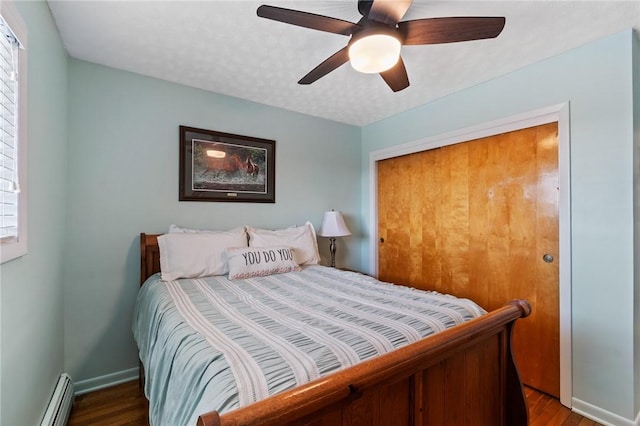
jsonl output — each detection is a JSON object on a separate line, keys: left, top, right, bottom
{"left": 368, "top": 102, "right": 572, "bottom": 407}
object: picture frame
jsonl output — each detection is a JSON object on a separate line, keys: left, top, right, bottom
{"left": 179, "top": 126, "right": 276, "bottom": 203}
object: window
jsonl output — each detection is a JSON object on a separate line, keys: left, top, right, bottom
{"left": 0, "top": 1, "right": 26, "bottom": 264}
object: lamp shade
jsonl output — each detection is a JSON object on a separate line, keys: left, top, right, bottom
{"left": 318, "top": 211, "right": 351, "bottom": 238}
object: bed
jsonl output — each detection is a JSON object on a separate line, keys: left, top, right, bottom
{"left": 135, "top": 230, "right": 531, "bottom": 426}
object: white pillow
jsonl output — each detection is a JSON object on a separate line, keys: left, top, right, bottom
{"left": 226, "top": 246, "right": 300, "bottom": 280}
{"left": 169, "top": 224, "right": 246, "bottom": 235}
{"left": 158, "top": 229, "right": 248, "bottom": 281}
{"left": 247, "top": 222, "right": 320, "bottom": 265}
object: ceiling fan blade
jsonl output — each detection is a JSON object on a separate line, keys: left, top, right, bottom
{"left": 367, "top": 0, "right": 413, "bottom": 25}
{"left": 399, "top": 17, "right": 505, "bottom": 45}
{"left": 380, "top": 57, "right": 409, "bottom": 92}
{"left": 298, "top": 47, "right": 350, "bottom": 85}
{"left": 257, "top": 5, "right": 360, "bottom": 36}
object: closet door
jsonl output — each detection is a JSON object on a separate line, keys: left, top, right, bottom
{"left": 377, "top": 123, "right": 559, "bottom": 398}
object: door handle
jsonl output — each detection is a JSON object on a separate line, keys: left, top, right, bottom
{"left": 380, "top": 237, "right": 385, "bottom": 243}
{"left": 542, "top": 254, "right": 554, "bottom": 263}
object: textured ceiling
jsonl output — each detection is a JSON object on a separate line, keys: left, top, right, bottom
{"left": 47, "top": 0, "right": 640, "bottom": 126}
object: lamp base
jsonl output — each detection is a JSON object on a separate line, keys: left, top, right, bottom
{"left": 328, "top": 237, "right": 337, "bottom": 268}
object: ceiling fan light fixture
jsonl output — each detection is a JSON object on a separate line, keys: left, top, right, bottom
{"left": 257, "top": 2, "right": 506, "bottom": 92}
{"left": 348, "top": 33, "right": 401, "bottom": 74}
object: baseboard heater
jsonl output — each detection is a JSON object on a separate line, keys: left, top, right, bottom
{"left": 40, "top": 373, "right": 74, "bottom": 426}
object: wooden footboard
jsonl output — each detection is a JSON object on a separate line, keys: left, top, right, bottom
{"left": 196, "top": 302, "right": 530, "bottom": 426}
{"left": 139, "top": 234, "right": 530, "bottom": 426}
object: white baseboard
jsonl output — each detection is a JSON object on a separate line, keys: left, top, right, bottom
{"left": 572, "top": 397, "right": 640, "bottom": 426}
{"left": 74, "top": 367, "right": 139, "bottom": 396}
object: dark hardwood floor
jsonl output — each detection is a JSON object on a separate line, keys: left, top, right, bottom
{"left": 68, "top": 381, "right": 147, "bottom": 426}
{"left": 68, "top": 380, "right": 601, "bottom": 426}
{"left": 523, "top": 387, "right": 601, "bottom": 426}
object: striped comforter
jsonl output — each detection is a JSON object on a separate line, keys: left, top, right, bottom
{"left": 133, "top": 265, "right": 485, "bottom": 426}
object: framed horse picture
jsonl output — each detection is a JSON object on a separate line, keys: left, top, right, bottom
{"left": 179, "top": 126, "right": 276, "bottom": 202}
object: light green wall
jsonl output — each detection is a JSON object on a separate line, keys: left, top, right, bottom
{"left": 361, "top": 30, "right": 637, "bottom": 421}
{"left": 0, "top": 1, "right": 68, "bottom": 425}
{"left": 64, "top": 59, "right": 362, "bottom": 383}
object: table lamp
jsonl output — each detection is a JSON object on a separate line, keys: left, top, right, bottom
{"left": 318, "top": 210, "right": 351, "bottom": 267}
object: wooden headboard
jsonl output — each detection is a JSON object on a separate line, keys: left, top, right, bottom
{"left": 140, "top": 233, "right": 161, "bottom": 285}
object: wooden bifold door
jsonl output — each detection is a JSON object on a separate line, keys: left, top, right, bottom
{"left": 377, "top": 122, "right": 560, "bottom": 398}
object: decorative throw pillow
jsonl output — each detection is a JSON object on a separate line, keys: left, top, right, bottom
{"left": 246, "top": 222, "right": 321, "bottom": 265}
{"left": 227, "top": 246, "right": 301, "bottom": 280}
{"left": 158, "top": 229, "right": 248, "bottom": 281}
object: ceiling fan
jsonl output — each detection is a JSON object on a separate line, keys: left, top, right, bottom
{"left": 257, "top": 0, "right": 505, "bottom": 92}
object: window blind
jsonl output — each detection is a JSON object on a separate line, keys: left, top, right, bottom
{"left": 0, "top": 17, "right": 19, "bottom": 241}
